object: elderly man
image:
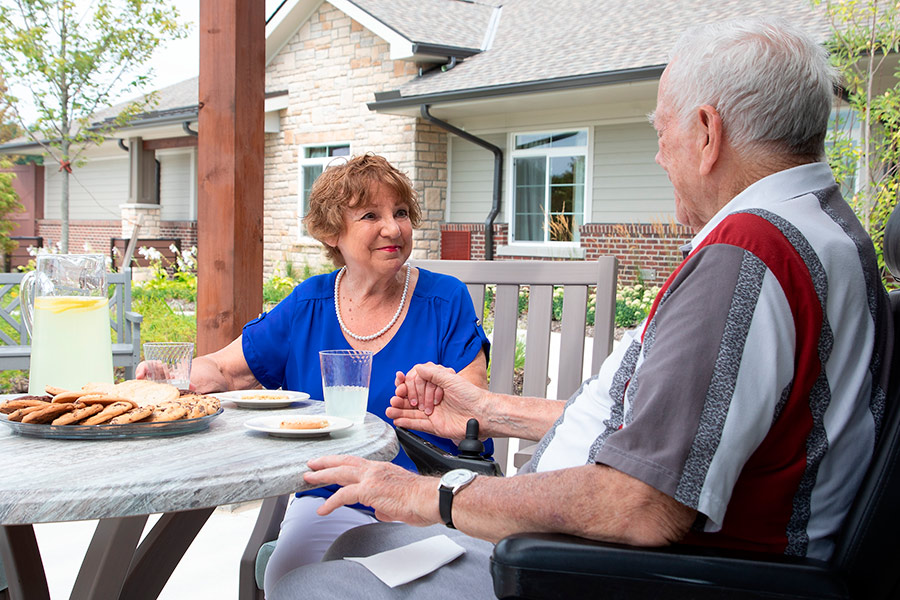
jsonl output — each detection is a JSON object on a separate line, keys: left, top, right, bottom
{"left": 270, "top": 17, "right": 892, "bottom": 599}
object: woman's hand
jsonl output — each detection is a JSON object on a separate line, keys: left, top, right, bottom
{"left": 396, "top": 365, "right": 451, "bottom": 414}
{"left": 135, "top": 360, "right": 169, "bottom": 382}
{"left": 304, "top": 455, "right": 439, "bottom": 526}
{"left": 387, "top": 362, "right": 490, "bottom": 440}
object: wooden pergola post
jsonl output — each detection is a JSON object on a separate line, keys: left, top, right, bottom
{"left": 197, "top": 0, "right": 265, "bottom": 355}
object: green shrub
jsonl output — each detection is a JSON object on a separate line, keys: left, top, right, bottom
{"left": 615, "top": 284, "right": 658, "bottom": 328}
{"left": 134, "top": 296, "right": 197, "bottom": 354}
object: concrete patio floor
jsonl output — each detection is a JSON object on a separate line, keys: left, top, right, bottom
{"left": 35, "top": 501, "right": 262, "bottom": 599}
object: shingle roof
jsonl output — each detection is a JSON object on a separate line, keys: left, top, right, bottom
{"left": 349, "top": 0, "right": 500, "bottom": 52}
{"left": 370, "top": 0, "right": 830, "bottom": 102}
{"left": 91, "top": 77, "right": 199, "bottom": 124}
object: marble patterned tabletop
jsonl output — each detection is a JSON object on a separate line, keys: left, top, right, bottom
{"left": 0, "top": 398, "right": 398, "bottom": 525}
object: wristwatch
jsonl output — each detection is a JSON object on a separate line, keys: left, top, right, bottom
{"left": 438, "top": 468, "right": 477, "bottom": 529}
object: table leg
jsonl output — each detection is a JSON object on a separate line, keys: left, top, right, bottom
{"left": 0, "top": 524, "right": 50, "bottom": 600}
{"left": 69, "top": 515, "right": 147, "bottom": 600}
{"left": 118, "top": 507, "right": 215, "bottom": 600}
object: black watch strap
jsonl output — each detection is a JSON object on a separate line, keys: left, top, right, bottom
{"left": 439, "top": 485, "right": 456, "bottom": 529}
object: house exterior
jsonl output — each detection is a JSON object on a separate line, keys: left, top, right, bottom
{"left": 1, "top": 0, "right": 831, "bottom": 284}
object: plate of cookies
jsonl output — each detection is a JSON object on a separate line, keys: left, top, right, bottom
{"left": 244, "top": 415, "right": 352, "bottom": 438}
{"left": 0, "top": 380, "right": 223, "bottom": 439}
{"left": 216, "top": 389, "right": 310, "bottom": 409}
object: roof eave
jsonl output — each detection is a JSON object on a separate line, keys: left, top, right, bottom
{"left": 368, "top": 64, "right": 666, "bottom": 112}
{"left": 90, "top": 107, "right": 200, "bottom": 132}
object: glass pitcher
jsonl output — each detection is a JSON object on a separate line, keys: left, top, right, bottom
{"left": 21, "top": 254, "right": 114, "bottom": 395}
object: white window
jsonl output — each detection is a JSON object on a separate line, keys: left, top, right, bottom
{"left": 298, "top": 143, "right": 351, "bottom": 237}
{"left": 510, "top": 130, "right": 588, "bottom": 243}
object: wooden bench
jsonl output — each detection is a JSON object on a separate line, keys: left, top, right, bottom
{"left": 110, "top": 238, "right": 181, "bottom": 272}
{"left": 0, "top": 269, "right": 143, "bottom": 378}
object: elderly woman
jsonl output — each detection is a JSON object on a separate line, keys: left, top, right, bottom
{"left": 161, "top": 153, "right": 489, "bottom": 593}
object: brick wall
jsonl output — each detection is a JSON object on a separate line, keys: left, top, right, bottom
{"left": 37, "top": 219, "right": 197, "bottom": 264}
{"left": 37, "top": 220, "right": 121, "bottom": 254}
{"left": 441, "top": 222, "right": 692, "bottom": 285}
{"left": 581, "top": 222, "right": 692, "bottom": 285}
{"left": 263, "top": 2, "right": 427, "bottom": 276}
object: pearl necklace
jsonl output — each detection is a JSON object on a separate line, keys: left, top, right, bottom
{"left": 334, "top": 265, "right": 410, "bottom": 341}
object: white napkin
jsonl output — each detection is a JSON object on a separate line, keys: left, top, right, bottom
{"left": 344, "top": 534, "right": 466, "bottom": 588}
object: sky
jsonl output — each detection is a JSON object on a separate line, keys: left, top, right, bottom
{"left": 134, "top": 0, "right": 201, "bottom": 98}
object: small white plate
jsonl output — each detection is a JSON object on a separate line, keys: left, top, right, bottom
{"left": 244, "top": 415, "right": 353, "bottom": 438}
{"left": 216, "top": 389, "right": 310, "bottom": 409}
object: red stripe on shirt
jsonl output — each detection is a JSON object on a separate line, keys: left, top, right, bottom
{"left": 680, "top": 213, "right": 823, "bottom": 554}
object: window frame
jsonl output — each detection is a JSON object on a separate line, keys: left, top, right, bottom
{"left": 505, "top": 128, "right": 592, "bottom": 248}
{"left": 296, "top": 142, "right": 351, "bottom": 241}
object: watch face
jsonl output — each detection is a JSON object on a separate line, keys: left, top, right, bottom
{"left": 442, "top": 469, "right": 475, "bottom": 487}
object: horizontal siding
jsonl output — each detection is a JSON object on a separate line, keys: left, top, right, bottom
{"left": 448, "top": 133, "right": 506, "bottom": 223}
{"left": 44, "top": 157, "right": 129, "bottom": 220}
{"left": 159, "top": 151, "right": 195, "bottom": 221}
{"left": 592, "top": 122, "right": 674, "bottom": 221}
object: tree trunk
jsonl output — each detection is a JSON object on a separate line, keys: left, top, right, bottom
{"left": 61, "top": 139, "right": 70, "bottom": 253}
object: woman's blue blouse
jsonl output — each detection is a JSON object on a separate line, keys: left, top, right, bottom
{"left": 241, "top": 267, "right": 491, "bottom": 480}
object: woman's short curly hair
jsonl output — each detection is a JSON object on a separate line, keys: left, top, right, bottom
{"left": 304, "top": 153, "right": 421, "bottom": 267}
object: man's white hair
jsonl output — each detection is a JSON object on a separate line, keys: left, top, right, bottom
{"left": 665, "top": 17, "right": 837, "bottom": 159}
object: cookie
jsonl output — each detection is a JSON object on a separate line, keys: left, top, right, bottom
{"left": 108, "top": 405, "right": 154, "bottom": 424}
{"left": 51, "top": 390, "right": 87, "bottom": 404}
{"left": 280, "top": 418, "right": 329, "bottom": 430}
{"left": 115, "top": 380, "right": 181, "bottom": 407}
{"left": 0, "top": 396, "right": 52, "bottom": 414}
{"left": 44, "top": 385, "right": 70, "bottom": 396}
{"left": 22, "top": 402, "right": 77, "bottom": 424}
{"left": 146, "top": 405, "right": 189, "bottom": 422}
{"left": 80, "top": 382, "right": 119, "bottom": 396}
{"left": 82, "top": 402, "right": 133, "bottom": 425}
{"left": 7, "top": 403, "right": 52, "bottom": 422}
{"left": 76, "top": 394, "right": 137, "bottom": 408}
{"left": 52, "top": 403, "right": 104, "bottom": 426}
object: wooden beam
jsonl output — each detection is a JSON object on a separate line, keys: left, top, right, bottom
{"left": 197, "top": 0, "right": 264, "bottom": 355}
{"left": 142, "top": 136, "right": 199, "bottom": 151}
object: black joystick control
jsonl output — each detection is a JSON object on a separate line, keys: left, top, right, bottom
{"left": 457, "top": 418, "right": 485, "bottom": 459}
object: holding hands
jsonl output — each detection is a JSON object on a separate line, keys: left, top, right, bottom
{"left": 387, "top": 362, "right": 491, "bottom": 440}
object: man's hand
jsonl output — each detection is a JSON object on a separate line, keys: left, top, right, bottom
{"left": 387, "top": 362, "right": 492, "bottom": 439}
{"left": 304, "top": 455, "right": 439, "bottom": 526}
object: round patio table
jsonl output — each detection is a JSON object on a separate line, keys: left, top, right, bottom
{"left": 0, "top": 398, "right": 398, "bottom": 600}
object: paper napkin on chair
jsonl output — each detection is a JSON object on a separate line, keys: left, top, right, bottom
{"left": 344, "top": 534, "right": 466, "bottom": 588}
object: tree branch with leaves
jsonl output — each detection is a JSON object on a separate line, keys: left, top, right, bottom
{"left": 814, "top": 0, "right": 900, "bottom": 283}
{"left": 0, "top": 0, "right": 188, "bottom": 252}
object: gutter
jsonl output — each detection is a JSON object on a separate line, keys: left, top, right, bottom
{"left": 371, "top": 64, "right": 666, "bottom": 112}
{"left": 420, "top": 104, "right": 501, "bottom": 260}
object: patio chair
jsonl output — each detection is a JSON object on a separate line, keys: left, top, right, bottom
{"left": 238, "top": 257, "right": 619, "bottom": 600}
{"left": 490, "top": 210, "right": 900, "bottom": 599}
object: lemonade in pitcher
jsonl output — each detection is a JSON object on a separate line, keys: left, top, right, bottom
{"left": 21, "top": 254, "right": 114, "bottom": 395}
{"left": 27, "top": 297, "right": 114, "bottom": 394}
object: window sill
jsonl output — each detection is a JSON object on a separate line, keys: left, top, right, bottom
{"left": 496, "top": 244, "right": 585, "bottom": 259}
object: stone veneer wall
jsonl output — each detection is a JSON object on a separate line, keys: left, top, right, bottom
{"left": 440, "top": 222, "right": 692, "bottom": 286}
{"left": 262, "top": 2, "right": 435, "bottom": 277}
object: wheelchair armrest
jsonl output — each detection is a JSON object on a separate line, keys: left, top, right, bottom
{"left": 490, "top": 533, "right": 848, "bottom": 600}
{"left": 395, "top": 427, "right": 502, "bottom": 476}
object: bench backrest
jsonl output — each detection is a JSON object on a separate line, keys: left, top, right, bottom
{"left": 0, "top": 269, "right": 136, "bottom": 345}
{"left": 110, "top": 238, "right": 181, "bottom": 271}
{"left": 410, "top": 258, "right": 619, "bottom": 473}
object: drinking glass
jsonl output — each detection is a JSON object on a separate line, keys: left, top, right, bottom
{"left": 319, "top": 349, "right": 372, "bottom": 424}
{"left": 143, "top": 342, "right": 194, "bottom": 390}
